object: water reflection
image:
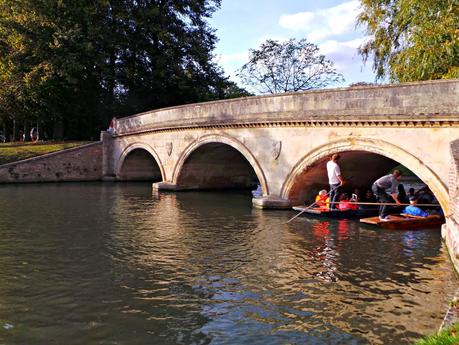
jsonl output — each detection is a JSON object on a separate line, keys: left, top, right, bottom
{"left": 0, "top": 183, "right": 456, "bottom": 345}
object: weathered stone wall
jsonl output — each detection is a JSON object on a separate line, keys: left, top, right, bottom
{"left": 443, "top": 139, "right": 459, "bottom": 272}
{"left": 0, "top": 142, "right": 103, "bottom": 183}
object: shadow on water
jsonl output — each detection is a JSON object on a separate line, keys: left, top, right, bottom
{"left": 0, "top": 183, "right": 456, "bottom": 344}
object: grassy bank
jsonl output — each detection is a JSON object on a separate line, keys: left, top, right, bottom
{"left": 0, "top": 141, "right": 92, "bottom": 165}
{"left": 414, "top": 323, "right": 459, "bottom": 344}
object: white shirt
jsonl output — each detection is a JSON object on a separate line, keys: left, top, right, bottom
{"left": 327, "top": 160, "right": 341, "bottom": 184}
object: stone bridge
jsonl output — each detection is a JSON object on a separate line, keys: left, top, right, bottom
{"left": 102, "top": 79, "right": 459, "bottom": 267}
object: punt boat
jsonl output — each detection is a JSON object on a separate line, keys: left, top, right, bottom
{"left": 292, "top": 206, "right": 380, "bottom": 219}
{"left": 359, "top": 214, "right": 444, "bottom": 230}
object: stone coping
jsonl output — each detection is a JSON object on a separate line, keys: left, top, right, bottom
{"left": 114, "top": 79, "right": 459, "bottom": 136}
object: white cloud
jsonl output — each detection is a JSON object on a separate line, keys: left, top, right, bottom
{"left": 278, "top": 0, "right": 361, "bottom": 42}
{"left": 318, "top": 38, "right": 374, "bottom": 84}
{"left": 278, "top": 12, "right": 315, "bottom": 31}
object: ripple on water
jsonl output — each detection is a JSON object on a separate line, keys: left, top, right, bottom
{"left": 0, "top": 184, "right": 456, "bottom": 345}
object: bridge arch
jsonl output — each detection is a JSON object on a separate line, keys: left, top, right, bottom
{"left": 116, "top": 143, "right": 165, "bottom": 181}
{"left": 281, "top": 137, "right": 449, "bottom": 213}
{"left": 172, "top": 134, "right": 268, "bottom": 194}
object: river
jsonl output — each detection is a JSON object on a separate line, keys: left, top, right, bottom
{"left": 0, "top": 183, "right": 456, "bottom": 344}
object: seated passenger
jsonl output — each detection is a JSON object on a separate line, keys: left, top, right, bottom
{"left": 362, "top": 190, "right": 377, "bottom": 203}
{"left": 397, "top": 183, "right": 408, "bottom": 203}
{"left": 417, "top": 186, "right": 435, "bottom": 204}
{"left": 403, "top": 197, "right": 428, "bottom": 217}
{"left": 350, "top": 188, "right": 360, "bottom": 202}
{"left": 337, "top": 193, "right": 358, "bottom": 211}
{"left": 315, "top": 189, "right": 330, "bottom": 210}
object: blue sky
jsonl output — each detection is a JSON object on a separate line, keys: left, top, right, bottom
{"left": 208, "top": 0, "right": 376, "bottom": 90}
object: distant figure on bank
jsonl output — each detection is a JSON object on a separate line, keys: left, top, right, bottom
{"left": 107, "top": 117, "right": 116, "bottom": 135}
{"left": 30, "top": 127, "right": 38, "bottom": 142}
{"left": 315, "top": 189, "right": 330, "bottom": 210}
{"left": 372, "top": 170, "right": 403, "bottom": 221}
{"left": 326, "top": 154, "right": 345, "bottom": 210}
{"left": 337, "top": 193, "right": 358, "bottom": 211}
{"left": 403, "top": 197, "right": 428, "bottom": 217}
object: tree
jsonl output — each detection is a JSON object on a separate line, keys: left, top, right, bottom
{"left": 0, "top": 0, "right": 241, "bottom": 140}
{"left": 237, "top": 38, "right": 344, "bottom": 94}
{"left": 357, "top": 0, "right": 459, "bottom": 82}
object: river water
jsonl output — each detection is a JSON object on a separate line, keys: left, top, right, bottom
{"left": 0, "top": 183, "right": 456, "bottom": 344}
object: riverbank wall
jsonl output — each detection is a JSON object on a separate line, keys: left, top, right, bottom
{"left": 0, "top": 142, "right": 103, "bottom": 183}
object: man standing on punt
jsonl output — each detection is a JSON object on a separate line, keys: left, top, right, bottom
{"left": 372, "top": 170, "right": 403, "bottom": 221}
{"left": 326, "top": 154, "right": 345, "bottom": 210}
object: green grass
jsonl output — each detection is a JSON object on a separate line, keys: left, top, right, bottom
{"left": 414, "top": 323, "right": 459, "bottom": 345}
{"left": 0, "top": 141, "right": 92, "bottom": 165}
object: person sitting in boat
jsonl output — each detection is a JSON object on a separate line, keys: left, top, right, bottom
{"left": 402, "top": 196, "right": 428, "bottom": 217}
{"left": 362, "top": 190, "right": 377, "bottom": 202}
{"left": 350, "top": 188, "right": 360, "bottom": 202}
{"left": 417, "top": 186, "right": 436, "bottom": 204}
{"left": 397, "top": 184, "right": 408, "bottom": 204}
{"left": 315, "top": 189, "right": 330, "bottom": 210}
{"left": 337, "top": 193, "right": 358, "bottom": 211}
{"left": 360, "top": 189, "right": 377, "bottom": 209}
{"left": 251, "top": 184, "right": 263, "bottom": 198}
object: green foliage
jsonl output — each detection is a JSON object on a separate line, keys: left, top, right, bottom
{"left": 0, "top": 0, "right": 242, "bottom": 139}
{"left": 413, "top": 323, "right": 459, "bottom": 345}
{"left": 237, "top": 38, "right": 344, "bottom": 94}
{"left": 358, "top": 0, "right": 459, "bottom": 82}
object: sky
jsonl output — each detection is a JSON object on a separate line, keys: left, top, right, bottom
{"left": 208, "top": 0, "right": 376, "bottom": 90}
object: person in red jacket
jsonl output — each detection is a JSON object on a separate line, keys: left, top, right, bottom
{"left": 337, "top": 193, "right": 358, "bottom": 211}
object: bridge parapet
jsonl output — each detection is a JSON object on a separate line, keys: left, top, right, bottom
{"left": 113, "top": 79, "right": 459, "bottom": 136}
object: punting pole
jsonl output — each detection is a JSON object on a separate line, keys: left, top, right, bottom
{"left": 334, "top": 201, "right": 441, "bottom": 207}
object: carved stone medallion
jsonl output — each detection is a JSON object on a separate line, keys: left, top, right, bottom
{"left": 272, "top": 140, "right": 282, "bottom": 160}
{"left": 166, "top": 142, "right": 173, "bottom": 156}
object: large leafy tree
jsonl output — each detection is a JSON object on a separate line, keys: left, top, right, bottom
{"left": 237, "top": 38, "right": 344, "bottom": 94}
{"left": 358, "top": 0, "right": 459, "bottom": 82}
{"left": 0, "top": 0, "right": 244, "bottom": 139}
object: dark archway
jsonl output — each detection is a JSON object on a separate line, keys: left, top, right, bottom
{"left": 118, "top": 148, "right": 162, "bottom": 181}
{"left": 287, "top": 150, "right": 411, "bottom": 204}
{"left": 176, "top": 143, "right": 259, "bottom": 190}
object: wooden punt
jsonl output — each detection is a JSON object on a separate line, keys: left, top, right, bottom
{"left": 359, "top": 214, "right": 444, "bottom": 230}
{"left": 292, "top": 206, "right": 380, "bottom": 219}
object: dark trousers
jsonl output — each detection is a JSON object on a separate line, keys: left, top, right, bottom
{"left": 329, "top": 183, "right": 340, "bottom": 210}
{"left": 372, "top": 184, "right": 391, "bottom": 218}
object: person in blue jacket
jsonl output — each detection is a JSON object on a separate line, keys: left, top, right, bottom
{"left": 403, "top": 196, "right": 428, "bottom": 217}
